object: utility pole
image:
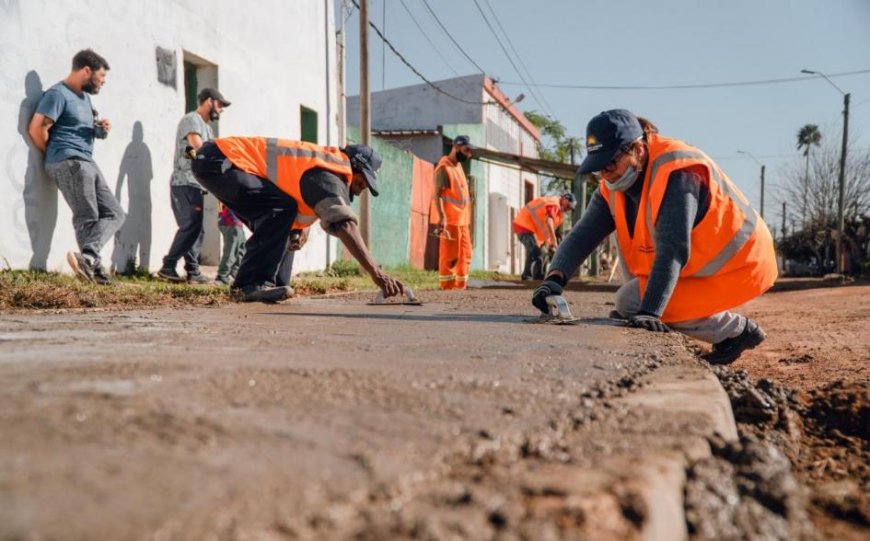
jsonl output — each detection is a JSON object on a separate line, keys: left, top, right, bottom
{"left": 837, "top": 92, "right": 850, "bottom": 273}
{"left": 781, "top": 202, "right": 787, "bottom": 239}
{"left": 800, "top": 69, "right": 850, "bottom": 274}
{"left": 337, "top": 0, "right": 347, "bottom": 147}
{"left": 760, "top": 164, "right": 766, "bottom": 220}
{"left": 359, "top": 0, "right": 371, "bottom": 246}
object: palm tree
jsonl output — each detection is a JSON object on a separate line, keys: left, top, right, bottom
{"left": 796, "top": 124, "right": 822, "bottom": 225}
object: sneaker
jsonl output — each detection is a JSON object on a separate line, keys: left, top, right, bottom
{"left": 92, "top": 264, "right": 115, "bottom": 286}
{"left": 214, "top": 276, "right": 231, "bottom": 286}
{"left": 608, "top": 310, "right": 627, "bottom": 320}
{"left": 231, "top": 284, "right": 294, "bottom": 303}
{"left": 66, "top": 251, "right": 94, "bottom": 283}
{"left": 186, "top": 272, "right": 211, "bottom": 284}
{"left": 157, "top": 268, "right": 185, "bottom": 283}
{"left": 702, "top": 319, "right": 767, "bottom": 365}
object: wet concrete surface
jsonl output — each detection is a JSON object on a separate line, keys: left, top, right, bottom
{"left": 1, "top": 288, "right": 729, "bottom": 540}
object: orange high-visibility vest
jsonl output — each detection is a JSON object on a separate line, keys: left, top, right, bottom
{"left": 513, "top": 196, "right": 564, "bottom": 246}
{"left": 215, "top": 137, "right": 353, "bottom": 230}
{"left": 434, "top": 156, "right": 470, "bottom": 226}
{"left": 599, "top": 133, "right": 778, "bottom": 323}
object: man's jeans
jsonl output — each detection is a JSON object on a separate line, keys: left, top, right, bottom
{"left": 46, "top": 158, "right": 125, "bottom": 267}
{"left": 518, "top": 232, "right": 544, "bottom": 280}
{"left": 163, "top": 185, "right": 205, "bottom": 273}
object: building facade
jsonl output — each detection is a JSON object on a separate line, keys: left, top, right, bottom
{"left": 0, "top": 0, "right": 339, "bottom": 274}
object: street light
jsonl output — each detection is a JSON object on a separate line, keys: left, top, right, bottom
{"left": 737, "top": 150, "right": 766, "bottom": 219}
{"left": 801, "top": 69, "right": 850, "bottom": 274}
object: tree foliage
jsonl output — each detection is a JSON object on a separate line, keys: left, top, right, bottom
{"left": 525, "top": 110, "right": 582, "bottom": 192}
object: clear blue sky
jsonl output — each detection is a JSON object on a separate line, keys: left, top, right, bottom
{"left": 341, "top": 0, "right": 870, "bottom": 222}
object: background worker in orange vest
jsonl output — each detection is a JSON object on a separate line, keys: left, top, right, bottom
{"left": 513, "top": 193, "right": 577, "bottom": 280}
{"left": 191, "top": 137, "right": 404, "bottom": 303}
{"left": 432, "top": 135, "right": 474, "bottom": 290}
{"left": 532, "top": 109, "right": 778, "bottom": 365}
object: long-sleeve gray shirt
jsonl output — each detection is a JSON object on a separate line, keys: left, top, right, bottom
{"left": 550, "top": 168, "right": 710, "bottom": 316}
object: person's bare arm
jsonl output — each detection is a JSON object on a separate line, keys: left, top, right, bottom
{"left": 546, "top": 216, "right": 558, "bottom": 247}
{"left": 28, "top": 113, "right": 53, "bottom": 153}
{"left": 186, "top": 132, "right": 205, "bottom": 152}
{"left": 333, "top": 220, "right": 404, "bottom": 297}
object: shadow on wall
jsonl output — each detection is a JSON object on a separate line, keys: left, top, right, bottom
{"left": 111, "top": 121, "right": 153, "bottom": 274}
{"left": 18, "top": 70, "right": 58, "bottom": 270}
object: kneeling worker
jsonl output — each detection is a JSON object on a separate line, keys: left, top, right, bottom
{"left": 513, "top": 193, "right": 576, "bottom": 280}
{"left": 192, "top": 137, "right": 404, "bottom": 302}
{"left": 533, "top": 109, "right": 777, "bottom": 365}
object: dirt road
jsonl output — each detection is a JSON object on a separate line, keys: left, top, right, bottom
{"left": 0, "top": 284, "right": 865, "bottom": 540}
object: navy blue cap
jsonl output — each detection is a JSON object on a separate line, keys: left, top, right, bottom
{"left": 343, "top": 144, "right": 382, "bottom": 196}
{"left": 578, "top": 109, "right": 643, "bottom": 175}
{"left": 453, "top": 135, "right": 473, "bottom": 148}
{"left": 562, "top": 193, "right": 577, "bottom": 209}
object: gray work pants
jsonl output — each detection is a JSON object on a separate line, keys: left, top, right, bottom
{"left": 46, "top": 158, "right": 125, "bottom": 267}
{"left": 614, "top": 278, "right": 746, "bottom": 344}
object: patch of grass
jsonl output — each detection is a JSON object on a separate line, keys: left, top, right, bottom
{"left": 0, "top": 265, "right": 521, "bottom": 312}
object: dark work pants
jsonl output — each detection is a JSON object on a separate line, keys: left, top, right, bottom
{"left": 276, "top": 250, "right": 295, "bottom": 287}
{"left": 518, "top": 232, "right": 544, "bottom": 280}
{"left": 192, "top": 142, "right": 298, "bottom": 289}
{"left": 163, "top": 185, "right": 205, "bottom": 273}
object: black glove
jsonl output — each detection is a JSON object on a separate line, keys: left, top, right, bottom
{"left": 628, "top": 312, "right": 670, "bottom": 332}
{"left": 532, "top": 279, "right": 564, "bottom": 314}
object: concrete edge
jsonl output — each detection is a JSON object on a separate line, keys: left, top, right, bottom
{"left": 618, "top": 364, "right": 738, "bottom": 541}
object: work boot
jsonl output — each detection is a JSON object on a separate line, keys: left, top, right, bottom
{"left": 157, "top": 267, "right": 185, "bottom": 283}
{"left": 92, "top": 264, "right": 115, "bottom": 286}
{"left": 702, "top": 319, "right": 766, "bottom": 365}
{"left": 231, "top": 284, "right": 294, "bottom": 303}
{"left": 66, "top": 251, "right": 95, "bottom": 283}
{"left": 186, "top": 272, "right": 211, "bottom": 284}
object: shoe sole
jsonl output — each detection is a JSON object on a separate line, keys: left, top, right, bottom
{"left": 703, "top": 332, "right": 766, "bottom": 365}
{"left": 243, "top": 287, "right": 294, "bottom": 303}
{"left": 66, "top": 252, "right": 93, "bottom": 283}
{"left": 157, "top": 272, "right": 186, "bottom": 283}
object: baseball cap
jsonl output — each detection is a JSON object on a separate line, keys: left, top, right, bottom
{"left": 453, "top": 135, "right": 474, "bottom": 148}
{"left": 197, "top": 87, "right": 231, "bottom": 107}
{"left": 343, "top": 144, "right": 382, "bottom": 196}
{"left": 561, "top": 193, "right": 577, "bottom": 210}
{"left": 577, "top": 109, "right": 643, "bottom": 175}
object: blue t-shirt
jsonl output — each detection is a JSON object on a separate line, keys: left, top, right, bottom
{"left": 36, "top": 82, "right": 96, "bottom": 164}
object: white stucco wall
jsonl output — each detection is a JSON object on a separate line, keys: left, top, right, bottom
{"left": 0, "top": 0, "right": 338, "bottom": 274}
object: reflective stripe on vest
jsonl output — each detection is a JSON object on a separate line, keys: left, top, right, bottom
{"left": 643, "top": 150, "right": 758, "bottom": 277}
{"left": 517, "top": 196, "right": 563, "bottom": 245}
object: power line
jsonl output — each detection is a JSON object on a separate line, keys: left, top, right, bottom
{"left": 398, "top": 0, "right": 460, "bottom": 77}
{"left": 348, "top": 0, "right": 491, "bottom": 105}
{"left": 479, "top": 0, "right": 555, "bottom": 117}
{"left": 498, "top": 68, "right": 870, "bottom": 90}
{"left": 421, "top": 0, "right": 486, "bottom": 74}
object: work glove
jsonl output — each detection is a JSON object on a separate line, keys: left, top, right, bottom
{"left": 628, "top": 312, "right": 670, "bottom": 333}
{"left": 532, "top": 279, "right": 563, "bottom": 315}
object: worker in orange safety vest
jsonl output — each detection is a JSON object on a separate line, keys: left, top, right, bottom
{"left": 431, "top": 135, "right": 474, "bottom": 290}
{"left": 513, "top": 193, "right": 577, "bottom": 280}
{"left": 532, "top": 109, "right": 778, "bottom": 365}
{"left": 191, "top": 137, "right": 404, "bottom": 303}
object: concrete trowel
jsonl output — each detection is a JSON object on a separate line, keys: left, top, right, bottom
{"left": 367, "top": 287, "right": 423, "bottom": 306}
{"left": 543, "top": 294, "right": 578, "bottom": 323}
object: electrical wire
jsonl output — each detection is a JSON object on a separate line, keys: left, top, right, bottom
{"left": 498, "top": 68, "right": 870, "bottom": 90}
{"left": 348, "top": 0, "right": 492, "bottom": 105}
{"left": 479, "top": 0, "right": 555, "bottom": 117}
{"left": 421, "top": 0, "right": 486, "bottom": 74}
{"left": 398, "top": 0, "right": 460, "bottom": 77}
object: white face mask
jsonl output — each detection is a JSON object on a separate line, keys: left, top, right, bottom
{"left": 605, "top": 165, "right": 640, "bottom": 192}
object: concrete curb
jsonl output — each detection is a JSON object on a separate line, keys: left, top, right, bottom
{"left": 618, "top": 364, "right": 738, "bottom": 541}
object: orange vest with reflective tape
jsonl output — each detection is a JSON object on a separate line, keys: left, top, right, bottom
{"left": 513, "top": 196, "right": 564, "bottom": 246}
{"left": 599, "top": 133, "right": 778, "bottom": 323}
{"left": 215, "top": 137, "right": 353, "bottom": 229}
{"left": 435, "top": 156, "right": 470, "bottom": 226}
